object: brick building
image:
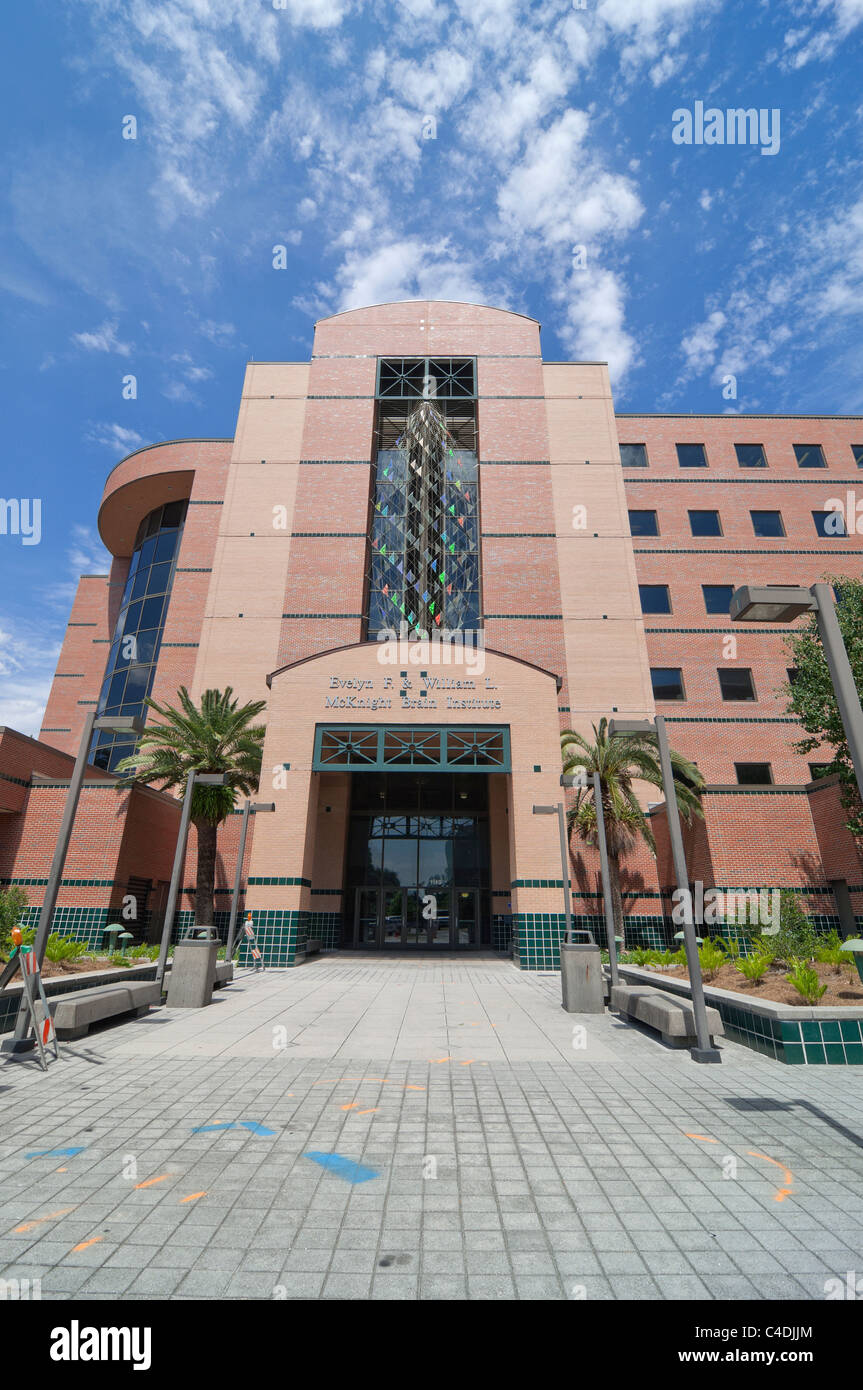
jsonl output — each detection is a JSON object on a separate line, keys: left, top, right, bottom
{"left": 2, "top": 300, "right": 862, "bottom": 966}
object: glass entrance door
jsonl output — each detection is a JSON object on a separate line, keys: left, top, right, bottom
{"left": 455, "top": 890, "right": 479, "bottom": 948}
{"left": 355, "top": 888, "right": 381, "bottom": 947}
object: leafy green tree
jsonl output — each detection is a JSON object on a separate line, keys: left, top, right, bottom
{"left": 0, "top": 885, "right": 29, "bottom": 959}
{"left": 767, "top": 889, "right": 821, "bottom": 965}
{"left": 561, "top": 718, "right": 705, "bottom": 947}
{"left": 115, "top": 687, "right": 266, "bottom": 926}
{"left": 784, "top": 574, "right": 863, "bottom": 835}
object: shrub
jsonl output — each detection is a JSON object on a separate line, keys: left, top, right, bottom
{"left": 127, "top": 943, "right": 160, "bottom": 960}
{"left": 109, "top": 952, "right": 134, "bottom": 968}
{"left": 735, "top": 952, "right": 771, "bottom": 984}
{"left": 0, "top": 886, "right": 30, "bottom": 958}
{"left": 770, "top": 891, "right": 820, "bottom": 965}
{"left": 814, "top": 929, "right": 854, "bottom": 974}
{"left": 697, "top": 940, "right": 727, "bottom": 980}
{"left": 44, "top": 934, "right": 90, "bottom": 963}
{"left": 627, "top": 947, "right": 656, "bottom": 966}
{"left": 785, "top": 959, "right": 828, "bottom": 1004}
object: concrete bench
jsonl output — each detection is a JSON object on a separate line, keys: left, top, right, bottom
{"left": 303, "top": 938, "right": 322, "bottom": 957}
{"left": 611, "top": 984, "right": 724, "bottom": 1048}
{"left": 51, "top": 981, "right": 161, "bottom": 1040}
{"left": 214, "top": 962, "right": 234, "bottom": 987}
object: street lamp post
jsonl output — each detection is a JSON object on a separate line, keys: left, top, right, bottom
{"left": 3, "top": 713, "right": 145, "bottom": 1053}
{"left": 154, "top": 772, "right": 227, "bottom": 987}
{"left": 532, "top": 803, "right": 573, "bottom": 944}
{"left": 609, "top": 717, "right": 721, "bottom": 1063}
{"left": 591, "top": 772, "right": 621, "bottom": 989}
{"left": 225, "top": 800, "right": 275, "bottom": 962}
{"left": 730, "top": 583, "right": 863, "bottom": 803}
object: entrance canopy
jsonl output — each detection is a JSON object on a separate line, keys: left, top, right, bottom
{"left": 313, "top": 724, "right": 510, "bottom": 772}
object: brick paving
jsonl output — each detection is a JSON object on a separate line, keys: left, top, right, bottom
{"left": 1, "top": 954, "right": 862, "bottom": 1301}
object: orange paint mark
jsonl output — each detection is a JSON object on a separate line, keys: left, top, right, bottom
{"left": 56, "top": 1167, "right": 67, "bottom": 1173}
{"left": 134, "top": 1174, "right": 172, "bottom": 1189}
{"left": 430, "top": 1056, "right": 452, "bottom": 1063}
{"left": 179, "top": 1192, "right": 207, "bottom": 1204}
{"left": 356, "top": 1109, "right": 379, "bottom": 1116}
{"left": 747, "top": 1151, "right": 794, "bottom": 1201}
{"left": 13, "top": 1206, "right": 76, "bottom": 1234}
{"left": 460, "top": 1060, "right": 475, "bottom": 1067}
{"left": 404, "top": 1084, "right": 426, "bottom": 1090}
{"left": 71, "top": 1237, "right": 103, "bottom": 1253}
{"left": 685, "top": 1133, "right": 718, "bottom": 1143}
{"left": 340, "top": 1103, "right": 359, "bottom": 1111}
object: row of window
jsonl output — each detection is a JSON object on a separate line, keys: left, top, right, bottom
{"left": 714, "top": 762, "right": 831, "bottom": 786}
{"left": 621, "top": 442, "right": 863, "bottom": 470}
{"left": 651, "top": 666, "right": 795, "bottom": 703}
{"left": 629, "top": 507, "right": 853, "bottom": 538}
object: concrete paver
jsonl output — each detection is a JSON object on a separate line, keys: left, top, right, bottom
{"left": 1, "top": 953, "right": 862, "bottom": 1300}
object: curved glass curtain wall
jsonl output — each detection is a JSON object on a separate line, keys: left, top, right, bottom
{"left": 90, "top": 499, "right": 187, "bottom": 771}
{"left": 366, "top": 358, "right": 480, "bottom": 639}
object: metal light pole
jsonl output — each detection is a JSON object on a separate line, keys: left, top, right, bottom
{"left": 3, "top": 713, "right": 144, "bottom": 1053}
{"left": 609, "top": 717, "right": 720, "bottom": 1063}
{"left": 532, "top": 803, "right": 572, "bottom": 944}
{"left": 591, "top": 772, "right": 620, "bottom": 989}
{"left": 730, "top": 583, "right": 863, "bottom": 804}
{"left": 225, "top": 800, "right": 275, "bottom": 961}
{"left": 154, "top": 771, "right": 227, "bottom": 987}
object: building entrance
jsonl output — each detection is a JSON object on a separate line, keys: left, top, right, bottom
{"left": 344, "top": 771, "right": 491, "bottom": 950}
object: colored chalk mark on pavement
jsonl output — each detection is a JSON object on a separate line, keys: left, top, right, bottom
{"left": 13, "top": 1207, "right": 76, "bottom": 1234}
{"left": 134, "top": 1174, "right": 173, "bottom": 1189}
{"left": 179, "top": 1192, "right": 207, "bottom": 1204}
{"left": 25, "top": 1147, "right": 85, "bottom": 1160}
{"left": 192, "top": 1121, "right": 276, "bottom": 1136}
{"left": 71, "top": 1237, "right": 103, "bottom": 1253}
{"left": 305, "top": 1152, "right": 380, "bottom": 1184}
{"left": 748, "top": 1149, "right": 794, "bottom": 1202}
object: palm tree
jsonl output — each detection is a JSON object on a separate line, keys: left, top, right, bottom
{"left": 115, "top": 687, "right": 266, "bottom": 926}
{"left": 560, "top": 718, "right": 704, "bottom": 947}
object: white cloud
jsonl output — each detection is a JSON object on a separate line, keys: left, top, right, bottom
{"left": 0, "top": 620, "right": 61, "bottom": 738}
{"left": 779, "top": 0, "right": 863, "bottom": 66}
{"left": 71, "top": 318, "right": 133, "bottom": 356}
{"left": 557, "top": 268, "right": 639, "bottom": 382}
{"left": 85, "top": 421, "right": 145, "bottom": 452}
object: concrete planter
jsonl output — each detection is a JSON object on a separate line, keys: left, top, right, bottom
{"left": 616, "top": 964, "right": 863, "bottom": 1065}
{"left": 0, "top": 963, "right": 158, "bottom": 1035}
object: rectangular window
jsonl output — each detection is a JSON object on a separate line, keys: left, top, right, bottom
{"left": 794, "top": 443, "right": 826, "bottom": 469}
{"left": 703, "top": 584, "right": 735, "bottom": 614}
{"left": 852, "top": 445, "right": 863, "bottom": 468}
{"left": 718, "top": 667, "right": 757, "bottom": 701}
{"left": 676, "top": 443, "right": 708, "bottom": 468}
{"left": 628, "top": 509, "right": 659, "bottom": 536}
{"left": 620, "top": 443, "right": 648, "bottom": 468}
{"left": 650, "top": 667, "right": 685, "bottom": 701}
{"left": 808, "top": 762, "right": 832, "bottom": 780}
{"left": 688, "top": 509, "right": 722, "bottom": 537}
{"left": 813, "top": 507, "right": 847, "bottom": 537}
{"left": 750, "top": 510, "right": 785, "bottom": 538}
{"left": 735, "top": 763, "right": 773, "bottom": 785}
{"left": 639, "top": 584, "right": 671, "bottom": 614}
{"left": 735, "top": 443, "right": 767, "bottom": 468}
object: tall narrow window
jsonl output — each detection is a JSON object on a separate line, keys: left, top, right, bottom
{"left": 367, "top": 359, "right": 479, "bottom": 638}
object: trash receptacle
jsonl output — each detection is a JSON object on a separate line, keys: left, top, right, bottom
{"left": 166, "top": 928, "right": 219, "bottom": 1008}
{"left": 560, "top": 930, "right": 604, "bottom": 1014}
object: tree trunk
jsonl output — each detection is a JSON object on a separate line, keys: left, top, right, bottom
{"left": 192, "top": 818, "right": 218, "bottom": 926}
{"left": 607, "top": 850, "right": 625, "bottom": 950}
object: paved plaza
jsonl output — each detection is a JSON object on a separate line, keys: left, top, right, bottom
{"left": 1, "top": 953, "right": 862, "bottom": 1301}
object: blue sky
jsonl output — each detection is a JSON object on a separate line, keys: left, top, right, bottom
{"left": 1, "top": 0, "right": 862, "bottom": 735}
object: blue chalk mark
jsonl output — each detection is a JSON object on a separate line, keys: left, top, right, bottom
{"left": 25, "top": 1146, "right": 86, "bottom": 1159}
{"left": 304, "top": 1151, "right": 379, "bottom": 1184}
{"left": 192, "top": 1121, "right": 276, "bottom": 1136}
